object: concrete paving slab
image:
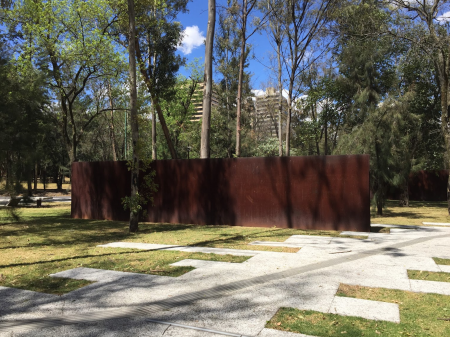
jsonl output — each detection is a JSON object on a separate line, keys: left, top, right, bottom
{"left": 170, "top": 259, "right": 242, "bottom": 269}
{"left": 329, "top": 297, "right": 400, "bottom": 323}
{"left": 438, "top": 265, "right": 450, "bottom": 273}
{"left": 422, "top": 222, "right": 450, "bottom": 226}
{"left": 2, "top": 230, "right": 450, "bottom": 336}
{"left": 249, "top": 241, "right": 302, "bottom": 248}
{"left": 98, "top": 242, "right": 264, "bottom": 256}
{"left": 257, "top": 328, "right": 316, "bottom": 337}
{"left": 284, "top": 236, "right": 333, "bottom": 245}
{"left": 8, "top": 318, "right": 168, "bottom": 337}
{"left": 410, "top": 279, "right": 450, "bottom": 295}
{"left": 340, "top": 231, "right": 369, "bottom": 236}
{"left": 390, "top": 228, "right": 418, "bottom": 233}
{"left": 162, "top": 325, "right": 240, "bottom": 336}
{"left": 49, "top": 267, "right": 154, "bottom": 282}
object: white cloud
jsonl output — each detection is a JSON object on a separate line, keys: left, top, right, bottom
{"left": 252, "top": 89, "right": 266, "bottom": 97}
{"left": 437, "top": 11, "right": 450, "bottom": 22}
{"left": 178, "top": 26, "right": 205, "bottom": 55}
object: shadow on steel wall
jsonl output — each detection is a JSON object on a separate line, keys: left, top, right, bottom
{"left": 386, "top": 170, "right": 449, "bottom": 201}
{"left": 71, "top": 155, "right": 370, "bottom": 232}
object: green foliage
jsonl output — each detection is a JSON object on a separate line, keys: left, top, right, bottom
{"left": 6, "top": 0, "right": 125, "bottom": 164}
{"left": 121, "top": 158, "right": 158, "bottom": 218}
{"left": 0, "top": 41, "right": 51, "bottom": 195}
{"left": 159, "top": 59, "right": 204, "bottom": 158}
{"left": 253, "top": 137, "right": 279, "bottom": 157}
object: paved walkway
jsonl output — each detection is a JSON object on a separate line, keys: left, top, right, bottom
{"left": 1, "top": 225, "right": 450, "bottom": 336}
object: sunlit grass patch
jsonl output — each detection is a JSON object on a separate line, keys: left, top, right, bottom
{"left": 434, "top": 257, "right": 450, "bottom": 266}
{"left": 371, "top": 200, "right": 450, "bottom": 226}
{"left": 408, "top": 270, "right": 450, "bottom": 283}
{"left": 123, "top": 222, "right": 371, "bottom": 253}
{"left": 266, "top": 284, "right": 450, "bottom": 336}
{"left": 0, "top": 206, "right": 249, "bottom": 295}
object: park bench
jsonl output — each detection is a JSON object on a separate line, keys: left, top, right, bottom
{"left": 6, "top": 196, "right": 53, "bottom": 207}
{"left": 31, "top": 197, "right": 53, "bottom": 207}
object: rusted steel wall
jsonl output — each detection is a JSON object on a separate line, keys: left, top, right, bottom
{"left": 72, "top": 155, "right": 370, "bottom": 231}
{"left": 386, "top": 170, "right": 448, "bottom": 201}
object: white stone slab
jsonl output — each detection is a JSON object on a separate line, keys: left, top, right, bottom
{"left": 284, "top": 236, "right": 333, "bottom": 245}
{"left": 410, "top": 279, "right": 450, "bottom": 295}
{"left": 50, "top": 267, "right": 159, "bottom": 282}
{"left": 170, "top": 259, "right": 239, "bottom": 269}
{"left": 329, "top": 296, "right": 400, "bottom": 323}
{"left": 162, "top": 325, "right": 240, "bottom": 336}
{"left": 340, "top": 231, "right": 369, "bottom": 236}
{"left": 249, "top": 241, "right": 302, "bottom": 248}
{"left": 258, "top": 328, "right": 316, "bottom": 337}
{"left": 422, "top": 222, "right": 450, "bottom": 227}
{"left": 98, "top": 242, "right": 262, "bottom": 256}
{"left": 390, "top": 228, "right": 418, "bottom": 233}
{"left": 438, "top": 265, "right": 450, "bottom": 273}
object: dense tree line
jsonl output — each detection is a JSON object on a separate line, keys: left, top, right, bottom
{"left": 1, "top": 0, "right": 449, "bottom": 224}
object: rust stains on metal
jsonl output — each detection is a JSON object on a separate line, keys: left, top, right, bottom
{"left": 71, "top": 155, "right": 370, "bottom": 231}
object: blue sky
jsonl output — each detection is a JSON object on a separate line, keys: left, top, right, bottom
{"left": 175, "top": 1, "right": 274, "bottom": 93}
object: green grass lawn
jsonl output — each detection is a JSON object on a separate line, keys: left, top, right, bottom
{"left": 0, "top": 204, "right": 357, "bottom": 295}
{"left": 267, "top": 284, "right": 450, "bottom": 336}
{"left": 1, "top": 200, "right": 448, "bottom": 305}
{"left": 371, "top": 200, "right": 450, "bottom": 226}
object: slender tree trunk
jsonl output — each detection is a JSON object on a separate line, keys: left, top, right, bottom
{"left": 43, "top": 168, "right": 46, "bottom": 190}
{"left": 235, "top": 2, "right": 247, "bottom": 157}
{"left": 107, "top": 82, "right": 118, "bottom": 161}
{"left": 57, "top": 168, "right": 63, "bottom": 190}
{"left": 324, "top": 107, "right": 328, "bottom": 155}
{"left": 277, "top": 40, "right": 283, "bottom": 157}
{"left": 27, "top": 167, "right": 32, "bottom": 197}
{"left": 152, "top": 95, "right": 177, "bottom": 159}
{"left": 128, "top": 0, "right": 139, "bottom": 232}
{"left": 285, "top": 80, "right": 293, "bottom": 156}
{"left": 200, "top": 0, "right": 215, "bottom": 158}
{"left": 134, "top": 38, "right": 177, "bottom": 160}
{"left": 152, "top": 105, "right": 157, "bottom": 160}
{"left": 150, "top": 47, "right": 157, "bottom": 161}
{"left": 70, "top": 125, "right": 77, "bottom": 164}
{"left": 34, "top": 162, "right": 38, "bottom": 191}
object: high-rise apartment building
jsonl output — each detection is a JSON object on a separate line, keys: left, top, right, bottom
{"left": 253, "top": 87, "right": 288, "bottom": 138}
{"left": 189, "top": 82, "right": 220, "bottom": 122}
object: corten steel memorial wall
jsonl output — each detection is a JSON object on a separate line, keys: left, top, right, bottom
{"left": 71, "top": 155, "right": 370, "bottom": 231}
{"left": 386, "top": 170, "right": 448, "bottom": 201}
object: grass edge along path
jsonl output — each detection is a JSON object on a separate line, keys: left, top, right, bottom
{"left": 1, "top": 205, "right": 363, "bottom": 295}
{"left": 266, "top": 284, "right": 450, "bottom": 336}
{"left": 408, "top": 269, "right": 450, "bottom": 283}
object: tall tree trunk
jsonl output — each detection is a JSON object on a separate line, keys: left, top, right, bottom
{"left": 286, "top": 79, "right": 293, "bottom": 156}
{"left": 437, "top": 66, "right": 450, "bottom": 215}
{"left": 324, "top": 106, "right": 328, "bottom": 155}
{"left": 43, "top": 168, "right": 46, "bottom": 190}
{"left": 34, "top": 162, "right": 38, "bottom": 191}
{"left": 235, "top": 2, "right": 247, "bottom": 158}
{"left": 152, "top": 95, "right": 177, "bottom": 159}
{"left": 107, "top": 82, "right": 118, "bottom": 161}
{"left": 27, "top": 167, "right": 32, "bottom": 197}
{"left": 128, "top": 0, "right": 139, "bottom": 233}
{"left": 200, "top": 0, "right": 216, "bottom": 158}
{"left": 152, "top": 105, "right": 157, "bottom": 160}
{"left": 277, "top": 39, "right": 283, "bottom": 157}
{"left": 70, "top": 124, "right": 77, "bottom": 164}
{"left": 134, "top": 38, "right": 177, "bottom": 160}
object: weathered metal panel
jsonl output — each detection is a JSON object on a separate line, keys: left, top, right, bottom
{"left": 72, "top": 155, "right": 370, "bottom": 231}
{"left": 385, "top": 170, "right": 448, "bottom": 202}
